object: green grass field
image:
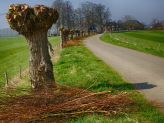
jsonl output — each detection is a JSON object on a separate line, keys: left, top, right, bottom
{"left": 100, "top": 30, "right": 164, "bottom": 57}
{"left": 0, "top": 36, "right": 59, "bottom": 87}
{"left": 55, "top": 45, "right": 164, "bottom": 123}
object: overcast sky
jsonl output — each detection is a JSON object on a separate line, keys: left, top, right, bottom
{"left": 0, "top": 0, "right": 164, "bottom": 29}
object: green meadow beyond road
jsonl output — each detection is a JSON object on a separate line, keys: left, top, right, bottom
{"left": 84, "top": 34, "right": 164, "bottom": 110}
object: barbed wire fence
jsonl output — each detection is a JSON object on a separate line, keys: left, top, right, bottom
{"left": 0, "top": 12, "right": 24, "bottom": 88}
{"left": 0, "top": 65, "right": 26, "bottom": 87}
{"left": 0, "top": 10, "right": 56, "bottom": 88}
{"left": 0, "top": 38, "right": 62, "bottom": 88}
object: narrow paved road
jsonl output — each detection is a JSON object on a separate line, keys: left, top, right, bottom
{"left": 84, "top": 34, "right": 164, "bottom": 110}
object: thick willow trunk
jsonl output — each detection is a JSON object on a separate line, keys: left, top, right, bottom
{"left": 26, "top": 31, "right": 56, "bottom": 89}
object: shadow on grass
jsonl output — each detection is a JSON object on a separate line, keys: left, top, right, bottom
{"left": 90, "top": 81, "right": 157, "bottom": 92}
{"left": 90, "top": 80, "right": 134, "bottom": 91}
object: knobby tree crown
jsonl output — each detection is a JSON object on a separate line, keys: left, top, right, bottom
{"left": 6, "top": 4, "right": 59, "bottom": 37}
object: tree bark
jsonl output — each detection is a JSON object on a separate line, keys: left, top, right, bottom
{"left": 26, "top": 31, "right": 56, "bottom": 89}
{"left": 60, "top": 31, "right": 65, "bottom": 48}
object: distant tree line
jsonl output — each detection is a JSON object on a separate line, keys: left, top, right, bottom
{"left": 105, "top": 16, "right": 164, "bottom": 31}
{"left": 106, "top": 15, "right": 145, "bottom": 31}
{"left": 51, "top": 0, "right": 164, "bottom": 33}
{"left": 52, "top": 0, "right": 111, "bottom": 33}
{"left": 150, "top": 19, "right": 164, "bottom": 30}
{"left": 2, "top": 0, "right": 163, "bottom": 37}
{"left": 0, "top": 28, "right": 18, "bottom": 37}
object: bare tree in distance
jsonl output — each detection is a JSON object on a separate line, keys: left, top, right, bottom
{"left": 74, "top": 8, "right": 85, "bottom": 30}
{"left": 6, "top": 4, "right": 59, "bottom": 89}
{"left": 77, "top": 2, "right": 111, "bottom": 32}
{"left": 52, "top": 0, "right": 75, "bottom": 29}
{"left": 52, "top": 0, "right": 111, "bottom": 32}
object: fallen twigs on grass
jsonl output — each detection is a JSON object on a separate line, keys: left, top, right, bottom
{"left": 0, "top": 85, "right": 135, "bottom": 123}
{"left": 59, "top": 91, "right": 111, "bottom": 105}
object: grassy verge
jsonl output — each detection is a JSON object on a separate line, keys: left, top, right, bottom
{"left": 0, "top": 36, "right": 59, "bottom": 96}
{"left": 54, "top": 44, "right": 164, "bottom": 123}
{"left": 100, "top": 30, "right": 164, "bottom": 57}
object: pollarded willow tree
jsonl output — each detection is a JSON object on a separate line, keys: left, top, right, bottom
{"left": 6, "top": 4, "right": 59, "bottom": 89}
{"left": 59, "top": 28, "right": 70, "bottom": 48}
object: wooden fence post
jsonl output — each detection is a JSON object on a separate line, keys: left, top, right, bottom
{"left": 19, "top": 65, "right": 22, "bottom": 79}
{"left": 60, "top": 30, "right": 64, "bottom": 48}
{"left": 4, "top": 72, "right": 9, "bottom": 86}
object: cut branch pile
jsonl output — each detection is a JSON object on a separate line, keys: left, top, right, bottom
{"left": 0, "top": 85, "right": 135, "bottom": 122}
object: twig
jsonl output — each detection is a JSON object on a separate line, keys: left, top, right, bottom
{"left": 43, "top": 110, "right": 109, "bottom": 118}
{"left": 57, "top": 91, "right": 110, "bottom": 108}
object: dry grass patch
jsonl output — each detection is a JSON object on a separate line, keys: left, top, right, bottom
{"left": 64, "top": 40, "right": 81, "bottom": 48}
